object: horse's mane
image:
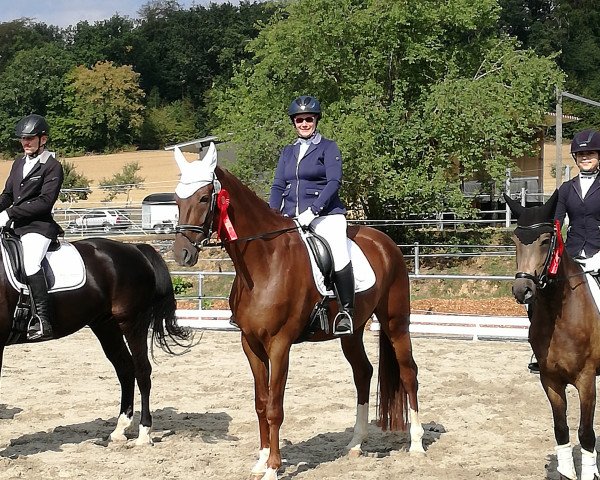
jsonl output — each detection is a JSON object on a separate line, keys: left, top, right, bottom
{"left": 216, "top": 166, "right": 291, "bottom": 226}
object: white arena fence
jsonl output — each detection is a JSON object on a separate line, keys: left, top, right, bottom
{"left": 172, "top": 270, "right": 529, "bottom": 342}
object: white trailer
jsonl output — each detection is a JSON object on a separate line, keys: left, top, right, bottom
{"left": 142, "top": 193, "right": 179, "bottom": 233}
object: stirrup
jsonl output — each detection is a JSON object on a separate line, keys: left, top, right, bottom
{"left": 528, "top": 354, "right": 540, "bottom": 374}
{"left": 333, "top": 311, "right": 353, "bottom": 336}
{"left": 27, "top": 315, "right": 53, "bottom": 341}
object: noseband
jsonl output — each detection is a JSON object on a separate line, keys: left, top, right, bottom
{"left": 515, "top": 220, "right": 564, "bottom": 289}
{"left": 175, "top": 177, "right": 219, "bottom": 248}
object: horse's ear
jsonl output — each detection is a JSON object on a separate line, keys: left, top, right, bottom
{"left": 174, "top": 146, "right": 188, "bottom": 174}
{"left": 503, "top": 192, "right": 524, "bottom": 219}
{"left": 541, "top": 189, "right": 559, "bottom": 220}
{"left": 200, "top": 142, "right": 218, "bottom": 171}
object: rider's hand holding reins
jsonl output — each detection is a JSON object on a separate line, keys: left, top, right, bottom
{"left": 577, "top": 251, "right": 600, "bottom": 274}
{"left": 0, "top": 210, "right": 9, "bottom": 227}
{"left": 297, "top": 209, "right": 317, "bottom": 229}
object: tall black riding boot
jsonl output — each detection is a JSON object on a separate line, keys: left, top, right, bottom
{"left": 26, "top": 270, "right": 54, "bottom": 341}
{"left": 333, "top": 262, "right": 354, "bottom": 335}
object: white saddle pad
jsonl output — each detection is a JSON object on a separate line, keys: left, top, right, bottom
{"left": 586, "top": 272, "right": 600, "bottom": 309}
{"left": 298, "top": 226, "right": 376, "bottom": 297}
{"left": 1, "top": 240, "right": 86, "bottom": 293}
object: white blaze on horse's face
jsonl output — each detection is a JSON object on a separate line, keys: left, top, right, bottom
{"left": 174, "top": 142, "right": 219, "bottom": 199}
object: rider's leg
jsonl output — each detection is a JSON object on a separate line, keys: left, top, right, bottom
{"left": 333, "top": 261, "right": 354, "bottom": 334}
{"left": 312, "top": 215, "right": 354, "bottom": 335}
{"left": 21, "top": 233, "right": 53, "bottom": 340}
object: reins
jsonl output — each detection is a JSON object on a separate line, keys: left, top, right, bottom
{"left": 175, "top": 173, "right": 302, "bottom": 247}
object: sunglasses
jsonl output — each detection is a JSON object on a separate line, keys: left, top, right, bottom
{"left": 294, "top": 116, "right": 315, "bottom": 124}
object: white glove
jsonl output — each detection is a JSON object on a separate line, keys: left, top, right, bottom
{"left": 578, "top": 251, "right": 600, "bottom": 273}
{"left": 297, "top": 208, "right": 317, "bottom": 228}
{"left": 0, "top": 210, "right": 10, "bottom": 227}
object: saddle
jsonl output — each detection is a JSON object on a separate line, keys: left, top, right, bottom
{"left": 0, "top": 229, "right": 85, "bottom": 344}
{"left": 296, "top": 229, "right": 338, "bottom": 342}
{"left": 1, "top": 229, "right": 60, "bottom": 284}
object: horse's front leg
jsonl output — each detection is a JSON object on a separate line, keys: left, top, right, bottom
{"left": 540, "top": 374, "right": 575, "bottom": 480}
{"left": 241, "top": 334, "right": 271, "bottom": 480}
{"left": 576, "top": 371, "right": 599, "bottom": 480}
{"left": 261, "top": 341, "right": 291, "bottom": 480}
{"left": 340, "top": 331, "right": 373, "bottom": 456}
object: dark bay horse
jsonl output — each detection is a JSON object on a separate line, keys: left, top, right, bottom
{"left": 0, "top": 236, "right": 189, "bottom": 445}
{"left": 171, "top": 145, "right": 423, "bottom": 480}
{"left": 506, "top": 191, "right": 600, "bottom": 480}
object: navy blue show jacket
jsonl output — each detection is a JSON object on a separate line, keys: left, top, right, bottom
{"left": 555, "top": 175, "right": 600, "bottom": 257}
{"left": 268, "top": 135, "right": 346, "bottom": 217}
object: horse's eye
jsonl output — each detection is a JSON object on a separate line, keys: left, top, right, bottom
{"left": 541, "top": 238, "right": 550, "bottom": 246}
{"left": 199, "top": 196, "right": 210, "bottom": 204}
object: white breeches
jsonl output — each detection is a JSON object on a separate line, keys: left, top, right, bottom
{"left": 311, "top": 214, "right": 350, "bottom": 271}
{"left": 20, "top": 233, "right": 51, "bottom": 276}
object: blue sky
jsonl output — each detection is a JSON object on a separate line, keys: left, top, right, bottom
{"left": 0, "top": 1, "right": 244, "bottom": 28}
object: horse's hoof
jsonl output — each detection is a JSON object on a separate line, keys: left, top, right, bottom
{"left": 135, "top": 426, "right": 154, "bottom": 446}
{"left": 409, "top": 444, "right": 426, "bottom": 455}
{"left": 348, "top": 447, "right": 362, "bottom": 458}
{"left": 109, "top": 433, "right": 128, "bottom": 443}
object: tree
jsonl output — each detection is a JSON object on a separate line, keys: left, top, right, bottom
{"left": 0, "top": 43, "right": 76, "bottom": 154}
{"left": 64, "top": 61, "right": 145, "bottom": 151}
{"left": 99, "top": 162, "right": 145, "bottom": 202}
{"left": 212, "top": 0, "right": 563, "bottom": 220}
{"left": 0, "top": 19, "right": 61, "bottom": 74}
{"left": 139, "top": 99, "right": 198, "bottom": 149}
{"left": 64, "top": 15, "right": 137, "bottom": 68}
{"left": 60, "top": 161, "right": 91, "bottom": 202}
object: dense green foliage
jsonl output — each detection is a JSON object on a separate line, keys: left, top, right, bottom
{"left": 2, "top": 0, "right": 600, "bottom": 218}
{"left": 0, "top": 0, "right": 275, "bottom": 157}
{"left": 214, "top": 0, "right": 562, "bottom": 218}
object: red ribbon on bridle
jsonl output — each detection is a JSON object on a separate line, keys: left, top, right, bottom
{"left": 548, "top": 219, "right": 564, "bottom": 277}
{"left": 216, "top": 189, "right": 237, "bottom": 241}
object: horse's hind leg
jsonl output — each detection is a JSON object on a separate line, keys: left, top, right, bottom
{"left": 90, "top": 321, "right": 136, "bottom": 442}
{"left": 122, "top": 322, "right": 154, "bottom": 446}
{"left": 377, "top": 306, "right": 424, "bottom": 454}
{"left": 340, "top": 329, "right": 373, "bottom": 455}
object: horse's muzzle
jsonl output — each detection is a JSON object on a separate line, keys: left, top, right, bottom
{"left": 512, "top": 277, "right": 536, "bottom": 304}
{"left": 173, "top": 235, "right": 200, "bottom": 267}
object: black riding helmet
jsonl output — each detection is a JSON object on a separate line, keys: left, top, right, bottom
{"left": 288, "top": 95, "right": 322, "bottom": 120}
{"left": 15, "top": 114, "right": 49, "bottom": 138}
{"left": 571, "top": 129, "right": 600, "bottom": 158}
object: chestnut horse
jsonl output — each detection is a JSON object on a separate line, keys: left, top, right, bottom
{"left": 506, "top": 191, "right": 600, "bottom": 480}
{"left": 171, "top": 144, "right": 423, "bottom": 480}
{"left": 0, "top": 236, "right": 190, "bottom": 444}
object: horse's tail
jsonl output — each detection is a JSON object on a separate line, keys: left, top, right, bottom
{"left": 376, "top": 330, "right": 409, "bottom": 431}
{"left": 136, "top": 243, "right": 192, "bottom": 355}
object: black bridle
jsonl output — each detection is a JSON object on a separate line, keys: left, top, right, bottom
{"left": 174, "top": 177, "right": 300, "bottom": 248}
{"left": 174, "top": 177, "right": 219, "bottom": 248}
{"left": 514, "top": 221, "right": 560, "bottom": 289}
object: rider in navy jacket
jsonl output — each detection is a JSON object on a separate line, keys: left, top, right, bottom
{"left": 555, "top": 129, "right": 600, "bottom": 259}
{"left": 269, "top": 135, "right": 346, "bottom": 218}
{"left": 269, "top": 95, "right": 354, "bottom": 335}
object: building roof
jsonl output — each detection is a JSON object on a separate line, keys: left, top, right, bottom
{"left": 164, "top": 136, "right": 221, "bottom": 153}
{"left": 543, "top": 112, "right": 580, "bottom": 126}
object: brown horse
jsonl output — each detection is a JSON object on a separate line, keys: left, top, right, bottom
{"left": 0, "top": 237, "right": 190, "bottom": 445}
{"left": 171, "top": 144, "right": 423, "bottom": 480}
{"left": 506, "top": 191, "right": 600, "bottom": 480}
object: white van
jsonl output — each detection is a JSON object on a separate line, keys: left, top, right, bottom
{"left": 142, "top": 193, "right": 178, "bottom": 233}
